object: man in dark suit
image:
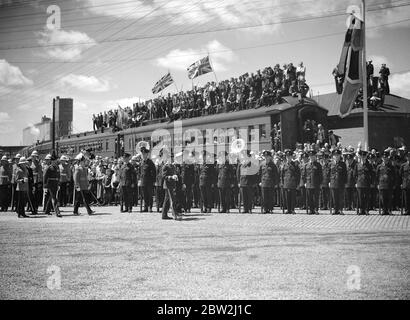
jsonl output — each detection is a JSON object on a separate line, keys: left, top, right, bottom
{"left": 319, "top": 151, "right": 331, "bottom": 210}
{"left": 259, "top": 150, "right": 279, "bottom": 213}
{"left": 139, "top": 146, "right": 156, "bottom": 212}
{"left": 43, "top": 155, "right": 61, "bottom": 217}
{"left": 329, "top": 149, "right": 347, "bottom": 215}
{"left": 281, "top": 149, "right": 300, "bottom": 214}
{"left": 181, "top": 151, "right": 195, "bottom": 213}
{"left": 303, "top": 150, "right": 322, "bottom": 214}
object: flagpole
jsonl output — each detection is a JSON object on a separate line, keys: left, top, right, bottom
{"left": 208, "top": 53, "right": 219, "bottom": 83}
{"left": 362, "top": 0, "right": 369, "bottom": 151}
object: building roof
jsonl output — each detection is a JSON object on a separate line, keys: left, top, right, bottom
{"left": 314, "top": 92, "right": 410, "bottom": 117}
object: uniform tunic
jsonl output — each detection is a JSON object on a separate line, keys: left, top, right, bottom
{"left": 329, "top": 160, "right": 347, "bottom": 214}
{"left": 259, "top": 161, "right": 279, "bottom": 212}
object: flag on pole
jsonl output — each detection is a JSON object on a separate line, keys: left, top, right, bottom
{"left": 152, "top": 72, "right": 174, "bottom": 94}
{"left": 187, "top": 56, "right": 213, "bottom": 79}
{"left": 337, "top": 16, "right": 364, "bottom": 118}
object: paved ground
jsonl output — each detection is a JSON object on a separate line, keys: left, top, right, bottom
{"left": 0, "top": 206, "right": 409, "bottom": 300}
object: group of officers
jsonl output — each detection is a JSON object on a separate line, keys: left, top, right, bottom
{"left": 0, "top": 143, "right": 409, "bottom": 219}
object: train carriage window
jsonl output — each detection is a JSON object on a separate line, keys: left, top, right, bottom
{"left": 259, "top": 124, "right": 266, "bottom": 139}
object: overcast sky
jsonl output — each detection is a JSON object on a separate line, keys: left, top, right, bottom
{"left": 0, "top": 0, "right": 410, "bottom": 145}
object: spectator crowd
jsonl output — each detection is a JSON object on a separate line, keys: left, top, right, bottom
{"left": 93, "top": 62, "right": 310, "bottom": 131}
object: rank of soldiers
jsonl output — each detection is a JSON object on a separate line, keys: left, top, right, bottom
{"left": 0, "top": 144, "right": 409, "bottom": 219}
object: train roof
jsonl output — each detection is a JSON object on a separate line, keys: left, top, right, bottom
{"left": 315, "top": 92, "right": 410, "bottom": 117}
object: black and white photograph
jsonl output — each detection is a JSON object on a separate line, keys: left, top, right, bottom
{"left": 0, "top": 0, "right": 409, "bottom": 305}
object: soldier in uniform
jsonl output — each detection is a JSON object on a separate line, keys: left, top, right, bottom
{"left": 237, "top": 150, "right": 256, "bottom": 213}
{"left": 298, "top": 152, "right": 309, "bottom": 210}
{"left": 368, "top": 152, "right": 378, "bottom": 210}
{"left": 329, "top": 149, "right": 347, "bottom": 215}
{"left": 0, "top": 155, "right": 11, "bottom": 212}
{"left": 399, "top": 150, "right": 410, "bottom": 215}
{"left": 11, "top": 154, "right": 21, "bottom": 212}
{"left": 73, "top": 154, "right": 94, "bottom": 215}
{"left": 259, "top": 150, "right": 279, "bottom": 213}
{"left": 15, "top": 157, "right": 29, "bottom": 218}
{"left": 281, "top": 149, "right": 300, "bottom": 214}
{"left": 121, "top": 153, "right": 137, "bottom": 213}
{"left": 161, "top": 148, "right": 179, "bottom": 220}
{"left": 345, "top": 152, "right": 357, "bottom": 210}
{"left": 217, "top": 151, "right": 235, "bottom": 213}
{"left": 303, "top": 150, "right": 322, "bottom": 214}
{"left": 25, "top": 157, "right": 37, "bottom": 214}
{"left": 199, "top": 151, "right": 217, "bottom": 213}
{"left": 376, "top": 150, "right": 395, "bottom": 215}
{"left": 43, "top": 154, "right": 61, "bottom": 217}
{"left": 131, "top": 156, "right": 140, "bottom": 208}
{"left": 181, "top": 151, "right": 195, "bottom": 213}
{"left": 139, "top": 146, "right": 156, "bottom": 212}
{"left": 58, "top": 155, "right": 71, "bottom": 207}
{"left": 155, "top": 152, "right": 164, "bottom": 212}
{"left": 354, "top": 150, "right": 372, "bottom": 215}
{"left": 42, "top": 154, "right": 52, "bottom": 213}
{"left": 319, "top": 151, "right": 331, "bottom": 210}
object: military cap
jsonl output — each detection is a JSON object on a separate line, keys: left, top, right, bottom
{"left": 45, "top": 154, "right": 52, "bottom": 160}
{"left": 358, "top": 150, "right": 368, "bottom": 156}
{"left": 263, "top": 150, "right": 272, "bottom": 157}
{"left": 284, "top": 149, "right": 293, "bottom": 156}
{"left": 31, "top": 150, "right": 39, "bottom": 157}
{"left": 308, "top": 150, "right": 316, "bottom": 156}
{"left": 13, "top": 153, "right": 22, "bottom": 159}
{"left": 18, "top": 157, "right": 27, "bottom": 164}
{"left": 1, "top": 155, "right": 7, "bottom": 161}
{"left": 75, "top": 153, "right": 84, "bottom": 161}
{"left": 332, "top": 149, "right": 342, "bottom": 155}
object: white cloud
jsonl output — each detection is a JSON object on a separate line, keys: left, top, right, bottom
{"left": 390, "top": 71, "right": 410, "bottom": 99}
{"left": 156, "top": 40, "right": 236, "bottom": 72}
{"left": 57, "top": 74, "right": 111, "bottom": 92}
{"left": 106, "top": 96, "right": 145, "bottom": 109}
{"left": 0, "top": 59, "right": 33, "bottom": 87}
{"left": 0, "top": 111, "right": 11, "bottom": 123}
{"left": 37, "top": 29, "right": 96, "bottom": 61}
{"left": 17, "top": 104, "right": 32, "bottom": 111}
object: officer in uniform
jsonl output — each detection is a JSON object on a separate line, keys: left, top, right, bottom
{"left": 15, "top": 157, "right": 29, "bottom": 218}
{"left": 131, "top": 155, "right": 140, "bottom": 208}
{"left": 303, "top": 150, "right": 322, "bottom": 214}
{"left": 11, "top": 153, "right": 22, "bottom": 212}
{"left": 345, "top": 151, "right": 357, "bottom": 210}
{"left": 259, "top": 150, "right": 279, "bottom": 213}
{"left": 30, "top": 151, "right": 43, "bottom": 212}
{"left": 73, "top": 153, "right": 94, "bottom": 215}
{"left": 368, "top": 152, "right": 378, "bottom": 210}
{"left": 354, "top": 150, "right": 372, "bottom": 215}
{"left": 155, "top": 151, "right": 164, "bottom": 212}
{"left": 319, "top": 151, "right": 331, "bottom": 210}
{"left": 43, "top": 154, "right": 61, "bottom": 217}
{"left": 199, "top": 151, "right": 217, "bottom": 213}
{"left": 237, "top": 150, "right": 256, "bottom": 214}
{"left": 58, "top": 155, "right": 71, "bottom": 207}
{"left": 121, "top": 153, "right": 137, "bottom": 213}
{"left": 25, "top": 157, "right": 37, "bottom": 214}
{"left": 298, "top": 152, "right": 309, "bottom": 210}
{"left": 42, "top": 154, "right": 52, "bottom": 213}
{"left": 181, "top": 151, "right": 195, "bottom": 213}
{"left": 376, "top": 150, "right": 395, "bottom": 215}
{"left": 217, "top": 151, "right": 235, "bottom": 214}
{"left": 139, "top": 146, "right": 156, "bottom": 212}
{"left": 399, "top": 150, "right": 410, "bottom": 215}
{"left": 0, "top": 155, "right": 11, "bottom": 212}
{"left": 281, "top": 149, "right": 300, "bottom": 214}
{"left": 329, "top": 149, "right": 347, "bottom": 215}
{"left": 161, "top": 148, "right": 179, "bottom": 220}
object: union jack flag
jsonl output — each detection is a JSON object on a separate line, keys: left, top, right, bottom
{"left": 187, "top": 56, "right": 213, "bottom": 79}
{"left": 152, "top": 72, "right": 174, "bottom": 94}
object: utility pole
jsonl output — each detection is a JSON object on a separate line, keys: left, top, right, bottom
{"left": 52, "top": 97, "right": 56, "bottom": 157}
{"left": 362, "top": 0, "right": 369, "bottom": 150}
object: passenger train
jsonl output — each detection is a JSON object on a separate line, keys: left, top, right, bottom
{"left": 20, "top": 97, "right": 328, "bottom": 159}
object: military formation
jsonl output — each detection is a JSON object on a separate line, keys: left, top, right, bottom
{"left": 0, "top": 143, "right": 409, "bottom": 218}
